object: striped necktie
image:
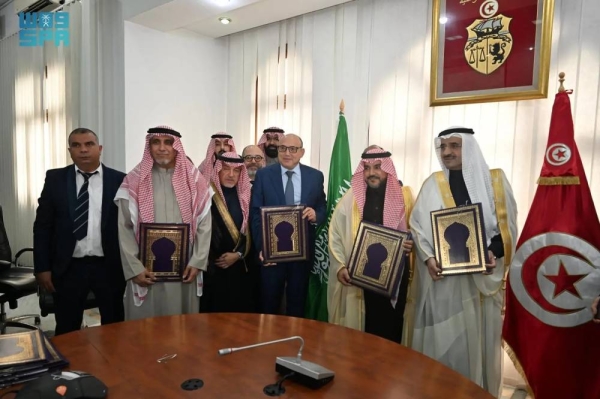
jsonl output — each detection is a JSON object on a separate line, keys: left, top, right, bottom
{"left": 73, "top": 171, "right": 98, "bottom": 241}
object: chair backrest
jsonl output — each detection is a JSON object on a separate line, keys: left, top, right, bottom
{"left": 0, "top": 206, "right": 12, "bottom": 265}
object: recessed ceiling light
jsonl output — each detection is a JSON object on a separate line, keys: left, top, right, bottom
{"left": 439, "top": 16, "right": 448, "bottom": 24}
{"left": 219, "top": 17, "right": 232, "bottom": 25}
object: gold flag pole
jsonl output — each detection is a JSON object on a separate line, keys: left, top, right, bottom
{"left": 558, "top": 72, "right": 565, "bottom": 93}
{"left": 339, "top": 99, "right": 345, "bottom": 113}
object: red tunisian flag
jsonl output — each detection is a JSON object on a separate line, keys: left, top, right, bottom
{"left": 503, "top": 90, "right": 600, "bottom": 399}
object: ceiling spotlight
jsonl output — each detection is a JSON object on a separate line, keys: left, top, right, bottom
{"left": 219, "top": 17, "right": 232, "bottom": 25}
{"left": 439, "top": 16, "right": 448, "bottom": 24}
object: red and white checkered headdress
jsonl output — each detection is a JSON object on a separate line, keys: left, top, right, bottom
{"left": 257, "top": 127, "right": 284, "bottom": 155}
{"left": 117, "top": 126, "right": 211, "bottom": 244}
{"left": 210, "top": 152, "right": 252, "bottom": 234}
{"left": 199, "top": 132, "right": 237, "bottom": 179}
{"left": 350, "top": 148, "right": 407, "bottom": 231}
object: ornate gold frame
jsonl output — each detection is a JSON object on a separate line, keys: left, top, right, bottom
{"left": 430, "top": 0, "right": 555, "bottom": 106}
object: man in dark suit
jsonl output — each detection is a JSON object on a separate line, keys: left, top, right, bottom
{"left": 251, "top": 133, "right": 326, "bottom": 317}
{"left": 33, "top": 128, "right": 126, "bottom": 335}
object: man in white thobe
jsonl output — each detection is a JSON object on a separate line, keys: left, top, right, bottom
{"left": 409, "top": 127, "right": 518, "bottom": 397}
{"left": 115, "top": 126, "right": 212, "bottom": 320}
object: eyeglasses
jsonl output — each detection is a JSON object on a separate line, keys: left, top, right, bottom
{"left": 243, "top": 155, "right": 264, "bottom": 162}
{"left": 278, "top": 145, "right": 302, "bottom": 154}
{"left": 437, "top": 143, "right": 462, "bottom": 151}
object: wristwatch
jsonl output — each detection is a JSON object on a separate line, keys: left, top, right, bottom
{"left": 236, "top": 251, "right": 243, "bottom": 259}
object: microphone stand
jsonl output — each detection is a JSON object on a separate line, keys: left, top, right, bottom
{"left": 218, "top": 336, "right": 304, "bottom": 362}
{"left": 218, "top": 335, "right": 334, "bottom": 392}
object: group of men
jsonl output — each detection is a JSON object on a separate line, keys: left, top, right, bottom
{"left": 327, "top": 127, "right": 517, "bottom": 396}
{"left": 32, "top": 125, "right": 324, "bottom": 327}
{"left": 32, "top": 122, "right": 571, "bottom": 397}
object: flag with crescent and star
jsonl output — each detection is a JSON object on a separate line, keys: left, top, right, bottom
{"left": 502, "top": 90, "right": 600, "bottom": 399}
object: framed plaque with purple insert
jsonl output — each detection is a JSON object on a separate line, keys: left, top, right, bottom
{"left": 139, "top": 223, "right": 190, "bottom": 282}
{"left": 430, "top": 203, "right": 489, "bottom": 276}
{"left": 347, "top": 221, "right": 410, "bottom": 298}
{"left": 260, "top": 205, "right": 309, "bottom": 263}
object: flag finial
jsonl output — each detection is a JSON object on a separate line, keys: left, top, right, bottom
{"left": 340, "top": 99, "right": 345, "bottom": 113}
{"left": 558, "top": 72, "right": 566, "bottom": 93}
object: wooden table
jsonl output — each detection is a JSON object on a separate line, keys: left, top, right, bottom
{"left": 48, "top": 313, "right": 493, "bottom": 398}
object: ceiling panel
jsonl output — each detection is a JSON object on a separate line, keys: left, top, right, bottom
{"left": 126, "top": 0, "right": 354, "bottom": 38}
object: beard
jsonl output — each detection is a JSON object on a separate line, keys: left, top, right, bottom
{"left": 265, "top": 145, "right": 278, "bottom": 158}
{"left": 247, "top": 168, "right": 257, "bottom": 179}
{"left": 366, "top": 176, "right": 386, "bottom": 189}
{"left": 154, "top": 157, "right": 173, "bottom": 167}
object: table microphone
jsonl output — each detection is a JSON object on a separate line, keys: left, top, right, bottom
{"left": 218, "top": 336, "right": 334, "bottom": 389}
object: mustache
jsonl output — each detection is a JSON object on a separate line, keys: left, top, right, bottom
{"left": 367, "top": 175, "right": 380, "bottom": 180}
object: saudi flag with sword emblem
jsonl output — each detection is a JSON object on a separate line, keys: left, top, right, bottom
{"left": 305, "top": 104, "right": 352, "bottom": 321}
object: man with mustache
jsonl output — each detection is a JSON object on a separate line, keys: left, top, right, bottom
{"left": 327, "top": 147, "right": 414, "bottom": 344}
{"left": 199, "top": 132, "right": 237, "bottom": 179}
{"left": 200, "top": 152, "right": 257, "bottom": 313}
{"left": 241, "top": 145, "right": 265, "bottom": 182}
{"left": 115, "top": 126, "right": 212, "bottom": 320}
{"left": 33, "top": 128, "right": 126, "bottom": 335}
{"left": 257, "top": 127, "right": 284, "bottom": 166}
{"left": 408, "top": 127, "right": 518, "bottom": 396}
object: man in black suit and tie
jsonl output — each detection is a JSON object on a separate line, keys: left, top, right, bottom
{"left": 33, "top": 128, "right": 126, "bottom": 335}
{"left": 251, "top": 133, "right": 327, "bottom": 317}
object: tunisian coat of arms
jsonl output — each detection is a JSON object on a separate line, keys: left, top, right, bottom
{"left": 463, "top": 1, "right": 513, "bottom": 75}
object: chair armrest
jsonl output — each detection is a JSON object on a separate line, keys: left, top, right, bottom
{"left": 14, "top": 248, "right": 34, "bottom": 267}
{"left": 0, "top": 260, "right": 11, "bottom": 266}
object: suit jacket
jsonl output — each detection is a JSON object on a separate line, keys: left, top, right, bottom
{"left": 250, "top": 163, "right": 327, "bottom": 256}
{"left": 33, "top": 164, "right": 126, "bottom": 280}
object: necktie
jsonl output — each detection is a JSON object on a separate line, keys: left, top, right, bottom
{"left": 284, "top": 171, "right": 295, "bottom": 205}
{"left": 73, "top": 171, "right": 98, "bottom": 241}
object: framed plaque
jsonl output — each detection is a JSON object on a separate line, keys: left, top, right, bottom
{"left": 139, "top": 223, "right": 190, "bottom": 282}
{"left": 431, "top": 203, "right": 489, "bottom": 276}
{"left": 260, "top": 205, "right": 309, "bottom": 263}
{"left": 347, "top": 221, "right": 410, "bottom": 298}
{"left": 430, "top": 0, "right": 554, "bottom": 106}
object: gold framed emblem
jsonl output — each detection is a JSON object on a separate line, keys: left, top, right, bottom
{"left": 431, "top": 0, "right": 555, "bottom": 106}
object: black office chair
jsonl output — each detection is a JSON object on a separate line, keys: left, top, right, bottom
{"left": 0, "top": 206, "right": 41, "bottom": 333}
{"left": 39, "top": 288, "right": 98, "bottom": 318}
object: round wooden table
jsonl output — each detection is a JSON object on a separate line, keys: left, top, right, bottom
{"left": 49, "top": 313, "right": 493, "bottom": 398}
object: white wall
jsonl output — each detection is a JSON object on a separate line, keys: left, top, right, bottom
{"left": 0, "top": 1, "right": 19, "bottom": 40}
{"left": 124, "top": 21, "right": 228, "bottom": 170}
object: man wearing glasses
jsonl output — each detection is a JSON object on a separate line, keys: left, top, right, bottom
{"left": 241, "top": 145, "right": 265, "bottom": 182}
{"left": 250, "top": 134, "right": 327, "bottom": 317}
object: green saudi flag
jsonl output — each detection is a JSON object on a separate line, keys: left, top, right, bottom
{"left": 305, "top": 104, "right": 352, "bottom": 321}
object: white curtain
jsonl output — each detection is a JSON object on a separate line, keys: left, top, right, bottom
{"left": 0, "top": 0, "right": 125, "bottom": 252}
{"left": 0, "top": 34, "right": 19, "bottom": 252}
{"left": 226, "top": 0, "right": 600, "bottom": 231}
{"left": 14, "top": 41, "right": 45, "bottom": 255}
{"left": 78, "top": 0, "right": 126, "bottom": 170}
